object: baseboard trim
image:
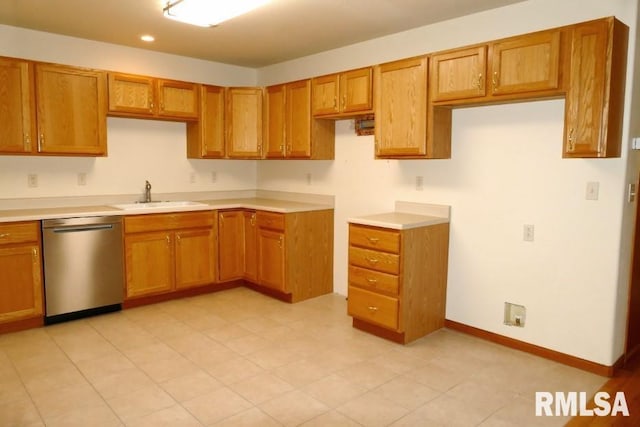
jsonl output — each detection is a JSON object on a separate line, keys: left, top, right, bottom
{"left": 444, "top": 319, "right": 618, "bottom": 377}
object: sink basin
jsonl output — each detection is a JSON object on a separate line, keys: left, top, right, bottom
{"left": 110, "top": 201, "right": 208, "bottom": 210}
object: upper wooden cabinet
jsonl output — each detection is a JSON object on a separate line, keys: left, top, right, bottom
{"left": 0, "top": 57, "right": 36, "bottom": 154}
{"left": 35, "top": 63, "right": 107, "bottom": 156}
{"left": 265, "top": 80, "right": 334, "bottom": 159}
{"left": 312, "top": 67, "right": 373, "bottom": 118}
{"left": 430, "top": 30, "right": 562, "bottom": 103}
{"left": 187, "top": 84, "right": 225, "bottom": 159}
{"left": 374, "top": 56, "right": 428, "bottom": 158}
{"left": 225, "top": 87, "right": 263, "bottom": 159}
{"left": 108, "top": 73, "right": 199, "bottom": 120}
{"left": 0, "top": 58, "right": 107, "bottom": 156}
{"left": 563, "top": 17, "right": 628, "bottom": 158}
{"left": 430, "top": 46, "right": 487, "bottom": 102}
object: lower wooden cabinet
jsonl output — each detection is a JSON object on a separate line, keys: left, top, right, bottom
{"left": 0, "top": 221, "right": 44, "bottom": 327}
{"left": 257, "top": 213, "right": 286, "bottom": 292}
{"left": 243, "top": 211, "right": 258, "bottom": 282}
{"left": 123, "top": 211, "right": 216, "bottom": 300}
{"left": 217, "top": 210, "right": 246, "bottom": 282}
{"left": 347, "top": 222, "right": 449, "bottom": 344}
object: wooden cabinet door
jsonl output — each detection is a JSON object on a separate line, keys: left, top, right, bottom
{"left": 564, "top": 18, "right": 626, "bottom": 158}
{"left": 175, "top": 228, "right": 215, "bottom": 289}
{"left": 311, "top": 74, "right": 339, "bottom": 116}
{"left": 430, "top": 46, "right": 487, "bottom": 102}
{"left": 257, "top": 228, "right": 286, "bottom": 292}
{"left": 265, "top": 84, "right": 286, "bottom": 158}
{"left": 226, "top": 87, "right": 263, "bottom": 158}
{"left": 0, "top": 57, "right": 36, "bottom": 154}
{"left": 374, "top": 56, "right": 428, "bottom": 157}
{"left": 490, "top": 30, "right": 561, "bottom": 95}
{"left": 0, "top": 244, "right": 43, "bottom": 323}
{"left": 286, "top": 79, "right": 311, "bottom": 158}
{"left": 187, "top": 84, "right": 225, "bottom": 158}
{"left": 340, "top": 68, "right": 373, "bottom": 114}
{"left": 35, "top": 64, "right": 107, "bottom": 155}
{"left": 108, "top": 73, "right": 155, "bottom": 116}
{"left": 243, "top": 211, "right": 258, "bottom": 282}
{"left": 218, "top": 210, "right": 245, "bottom": 281}
{"left": 124, "top": 232, "right": 174, "bottom": 298}
{"left": 157, "top": 79, "right": 199, "bottom": 119}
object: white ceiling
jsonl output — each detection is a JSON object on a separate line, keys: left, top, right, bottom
{"left": 0, "top": 0, "right": 527, "bottom": 68}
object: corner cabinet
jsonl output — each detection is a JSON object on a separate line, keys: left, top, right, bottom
{"left": 265, "top": 80, "right": 334, "bottom": 159}
{"left": 187, "top": 84, "right": 225, "bottom": 159}
{"left": 0, "top": 222, "right": 44, "bottom": 330}
{"left": 226, "top": 87, "right": 264, "bottom": 159}
{"left": 217, "top": 210, "right": 245, "bottom": 282}
{"left": 347, "top": 222, "right": 450, "bottom": 344}
{"left": 108, "top": 73, "right": 199, "bottom": 121}
{"left": 123, "top": 211, "right": 216, "bottom": 300}
{"left": 563, "top": 17, "right": 628, "bottom": 158}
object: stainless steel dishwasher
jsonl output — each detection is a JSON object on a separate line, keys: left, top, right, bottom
{"left": 42, "top": 216, "right": 124, "bottom": 324}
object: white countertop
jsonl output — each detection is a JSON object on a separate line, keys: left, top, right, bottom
{"left": 348, "top": 201, "right": 450, "bottom": 230}
{"left": 0, "top": 196, "right": 333, "bottom": 223}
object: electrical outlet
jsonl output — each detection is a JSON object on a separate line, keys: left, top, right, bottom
{"left": 416, "top": 176, "right": 424, "bottom": 191}
{"left": 77, "top": 172, "right": 87, "bottom": 186}
{"left": 211, "top": 171, "right": 217, "bottom": 183}
{"left": 504, "top": 302, "right": 526, "bottom": 327}
{"left": 189, "top": 173, "right": 196, "bottom": 184}
{"left": 27, "top": 174, "right": 38, "bottom": 188}
{"left": 306, "top": 173, "right": 312, "bottom": 186}
{"left": 523, "top": 224, "right": 535, "bottom": 242}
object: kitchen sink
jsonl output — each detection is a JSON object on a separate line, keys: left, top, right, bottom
{"left": 110, "top": 201, "right": 208, "bottom": 210}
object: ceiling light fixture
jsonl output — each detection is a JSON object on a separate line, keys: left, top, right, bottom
{"left": 163, "top": 0, "right": 271, "bottom": 27}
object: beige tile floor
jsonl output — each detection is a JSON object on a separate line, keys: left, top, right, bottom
{"left": 0, "top": 288, "right": 606, "bottom": 426}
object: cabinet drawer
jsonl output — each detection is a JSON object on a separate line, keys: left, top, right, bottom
{"left": 349, "top": 224, "right": 400, "bottom": 253}
{"left": 349, "top": 246, "right": 400, "bottom": 275}
{"left": 124, "top": 211, "right": 214, "bottom": 233}
{"left": 348, "top": 286, "right": 399, "bottom": 330}
{"left": 257, "top": 211, "right": 285, "bottom": 231}
{"left": 0, "top": 222, "right": 39, "bottom": 245}
{"left": 349, "top": 265, "right": 399, "bottom": 295}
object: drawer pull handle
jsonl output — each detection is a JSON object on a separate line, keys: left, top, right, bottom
{"left": 366, "top": 278, "right": 378, "bottom": 284}
{"left": 0, "top": 233, "right": 9, "bottom": 238}
{"left": 367, "top": 306, "right": 379, "bottom": 312}
{"left": 365, "top": 257, "right": 379, "bottom": 265}
{"left": 367, "top": 237, "right": 379, "bottom": 244}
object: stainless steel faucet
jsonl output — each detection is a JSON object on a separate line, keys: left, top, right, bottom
{"left": 144, "top": 180, "right": 152, "bottom": 203}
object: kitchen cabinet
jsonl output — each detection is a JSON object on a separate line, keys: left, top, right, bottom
{"left": 123, "top": 211, "right": 215, "bottom": 300}
{"left": 256, "top": 211, "right": 286, "bottom": 292}
{"left": 0, "top": 222, "right": 44, "bottom": 328}
{"left": 311, "top": 67, "right": 373, "bottom": 118}
{"left": 250, "top": 210, "right": 333, "bottom": 303}
{"left": 374, "top": 56, "right": 429, "bottom": 158}
{"left": 430, "top": 46, "right": 487, "bottom": 102}
{"left": 347, "top": 222, "right": 449, "bottom": 344}
{"left": 0, "top": 57, "right": 36, "bottom": 154}
{"left": 187, "top": 84, "right": 225, "bottom": 158}
{"left": 563, "top": 17, "right": 628, "bottom": 158}
{"left": 108, "top": 73, "right": 199, "bottom": 120}
{"left": 243, "top": 210, "right": 258, "bottom": 282}
{"left": 226, "top": 87, "right": 263, "bottom": 158}
{"left": 217, "top": 210, "right": 245, "bottom": 282}
{"left": 265, "top": 80, "right": 334, "bottom": 159}
{"left": 430, "top": 30, "right": 561, "bottom": 103}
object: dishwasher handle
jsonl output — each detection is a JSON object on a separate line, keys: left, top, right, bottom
{"left": 51, "top": 224, "right": 115, "bottom": 233}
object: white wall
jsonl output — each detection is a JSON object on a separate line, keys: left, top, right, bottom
{"left": 256, "top": 0, "right": 639, "bottom": 366}
{"left": 0, "top": 25, "right": 259, "bottom": 200}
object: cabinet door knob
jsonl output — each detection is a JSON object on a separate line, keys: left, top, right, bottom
{"left": 476, "top": 73, "right": 483, "bottom": 91}
{"left": 492, "top": 71, "right": 499, "bottom": 91}
{"left": 568, "top": 128, "right": 575, "bottom": 151}
{"left": 24, "top": 134, "right": 31, "bottom": 150}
